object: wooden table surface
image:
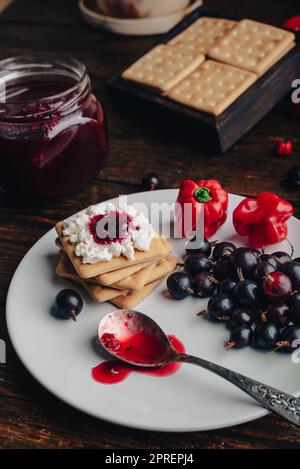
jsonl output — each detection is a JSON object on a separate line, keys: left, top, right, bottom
{"left": 1, "top": 0, "right": 300, "bottom": 450}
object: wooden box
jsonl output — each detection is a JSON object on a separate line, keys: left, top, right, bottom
{"left": 107, "top": 7, "right": 300, "bottom": 152}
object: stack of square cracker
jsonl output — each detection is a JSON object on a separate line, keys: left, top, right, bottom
{"left": 55, "top": 221, "right": 177, "bottom": 309}
{"left": 122, "top": 17, "right": 295, "bottom": 116}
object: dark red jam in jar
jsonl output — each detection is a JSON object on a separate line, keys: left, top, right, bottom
{"left": 0, "top": 55, "right": 108, "bottom": 197}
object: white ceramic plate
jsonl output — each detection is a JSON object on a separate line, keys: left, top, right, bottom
{"left": 6, "top": 190, "right": 300, "bottom": 432}
{"left": 79, "top": 0, "right": 203, "bottom": 36}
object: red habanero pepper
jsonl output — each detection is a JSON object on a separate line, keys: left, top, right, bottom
{"left": 277, "top": 139, "right": 293, "bottom": 156}
{"left": 176, "top": 179, "right": 228, "bottom": 238}
{"left": 284, "top": 16, "right": 300, "bottom": 32}
{"left": 233, "top": 192, "right": 294, "bottom": 249}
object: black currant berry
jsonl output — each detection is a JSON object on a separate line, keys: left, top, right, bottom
{"left": 184, "top": 253, "right": 213, "bottom": 276}
{"left": 213, "top": 242, "right": 236, "bottom": 261}
{"left": 253, "top": 323, "right": 280, "bottom": 350}
{"left": 289, "top": 294, "right": 300, "bottom": 324}
{"left": 217, "top": 278, "right": 238, "bottom": 295}
{"left": 185, "top": 237, "right": 212, "bottom": 257}
{"left": 230, "top": 309, "right": 255, "bottom": 329}
{"left": 276, "top": 325, "right": 300, "bottom": 353}
{"left": 213, "top": 259, "right": 236, "bottom": 281}
{"left": 255, "top": 260, "right": 276, "bottom": 282}
{"left": 231, "top": 247, "right": 259, "bottom": 279}
{"left": 225, "top": 326, "right": 253, "bottom": 350}
{"left": 142, "top": 173, "right": 159, "bottom": 191}
{"left": 261, "top": 302, "right": 290, "bottom": 327}
{"left": 262, "top": 272, "right": 292, "bottom": 301}
{"left": 234, "top": 280, "right": 261, "bottom": 309}
{"left": 198, "top": 294, "right": 235, "bottom": 322}
{"left": 272, "top": 251, "right": 292, "bottom": 265}
{"left": 279, "top": 261, "right": 300, "bottom": 291}
{"left": 259, "top": 254, "right": 278, "bottom": 269}
{"left": 192, "top": 272, "right": 216, "bottom": 298}
{"left": 285, "top": 165, "right": 300, "bottom": 190}
{"left": 167, "top": 272, "right": 192, "bottom": 300}
{"left": 55, "top": 289, "right": 83, "bottom": 321}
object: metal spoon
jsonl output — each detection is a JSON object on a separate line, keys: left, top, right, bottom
{"left": 99, "top": 309, "right": 300, "bottom": 427}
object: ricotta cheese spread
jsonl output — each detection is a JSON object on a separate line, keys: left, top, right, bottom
{"left": 63, "top": 203, "right": 155, "bottom": 264}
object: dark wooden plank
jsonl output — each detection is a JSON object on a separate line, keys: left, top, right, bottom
{"left": 0, "top": 0, "right": 81, "bottom": 25}
{"left": 1, "top": 0, "right": 300, "bottom": 450}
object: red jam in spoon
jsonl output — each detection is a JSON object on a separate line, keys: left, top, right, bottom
{"left": 92, "top": 335, "right": 185, "bottom": 385}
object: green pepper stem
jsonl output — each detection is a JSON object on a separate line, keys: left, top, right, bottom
{"left": 194, "top": 187, "right": 212, "bottom": 203}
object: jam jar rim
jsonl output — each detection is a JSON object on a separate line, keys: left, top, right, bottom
{"left": 0, "top": 54, "right": 91, "bottom": 122}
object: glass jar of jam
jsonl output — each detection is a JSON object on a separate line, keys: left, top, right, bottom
{"left": 0, "top": 55, "right": 108, "bottom": 198}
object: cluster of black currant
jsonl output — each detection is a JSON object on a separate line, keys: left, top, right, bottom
{"left": 166, "top": 238, "right": 300, "bottom": 352}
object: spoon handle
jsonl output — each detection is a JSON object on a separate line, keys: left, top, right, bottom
{"left": 178, "top": 353, "right": 300, "bottom": 427}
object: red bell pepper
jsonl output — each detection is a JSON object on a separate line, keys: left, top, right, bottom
{"left": 233, "top": 192, "right": 294, "bottom": 249}
{"left": 176, "top": 179, "right": 228, "bottom": 238}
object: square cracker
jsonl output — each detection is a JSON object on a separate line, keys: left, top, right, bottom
{"left": 55, "top": 238, "right": 155, "bottom": 285}
{"left": 55, "top": 235, "right": 173, "bottom": 287}
{"left": 56, "top": 255, "right": 171, "bottom": 305}
{"left": 208, "top": 19, "right": 295, "bottom": 75}
{"left": 56, "top": 257, "right": 124, "bottom": 302}
{"left": 95, "top": 260, "right": 154, "bottom": 286}
{"left": 56, "top": 254, "right": 126, "bottom": 302}
{"left": 111, "top": 261, "right": 157, "bottom": 291}
{"left": 146, "top": 255, "right": 178, "bottom": 283}
{"left": 56, "top": 221, "right": 167, "bottom": 279}
{"left": 112, "top": 254, "right": 178, "bottom": 291}
{"left": 168, "top": 60, "right": 257, "bottom": 116}
{"left": 168, "top": 17, "right": 238, "bottom": 55}
{"left": 109, "top": 256, "right": 177, "bottom": 308}
{"left": 57, "top": 249, "right": 177, "bottom": 292}
{"left": 122, "top": 44, "right": 205, "bottom": 94}
{"left": 95, "top": 236, "right": 173, "bottom": 286}
{"left": 110, "top": 278, "right": 164, "bottom": 309}
{"left": 56, "top": 252, "right": 97, "bottom": 284}
{"left": 256, "top": 41, "right": 295, "bottom": 76}
{"left": 57, "top": 253, "right": 177, "bottom": 303}
{"left": 76, "top": 279, "right": 126, "bottom": 303}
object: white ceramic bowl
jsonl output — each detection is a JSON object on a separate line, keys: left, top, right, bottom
{"left": 79, "top": 0, "right": 203, "bottom": 36}
{"left": 95, "top": 0, "right": 191, "bottom": 18}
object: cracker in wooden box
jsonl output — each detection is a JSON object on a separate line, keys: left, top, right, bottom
{"left": 168, "top": 60, "right": 257, "bottom": 116}
{"left": 208, "top": 19, "right": 295, "bottom": 76}
{"left": 122, "top": 44, "right": 205, "bottom": 94}
{"left": 169, "top": 17, "right": 238, "bottom": 55}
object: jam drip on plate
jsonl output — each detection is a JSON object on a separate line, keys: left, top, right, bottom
{"left": 92, "top": 335, "right": 185, "bottom": 385}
